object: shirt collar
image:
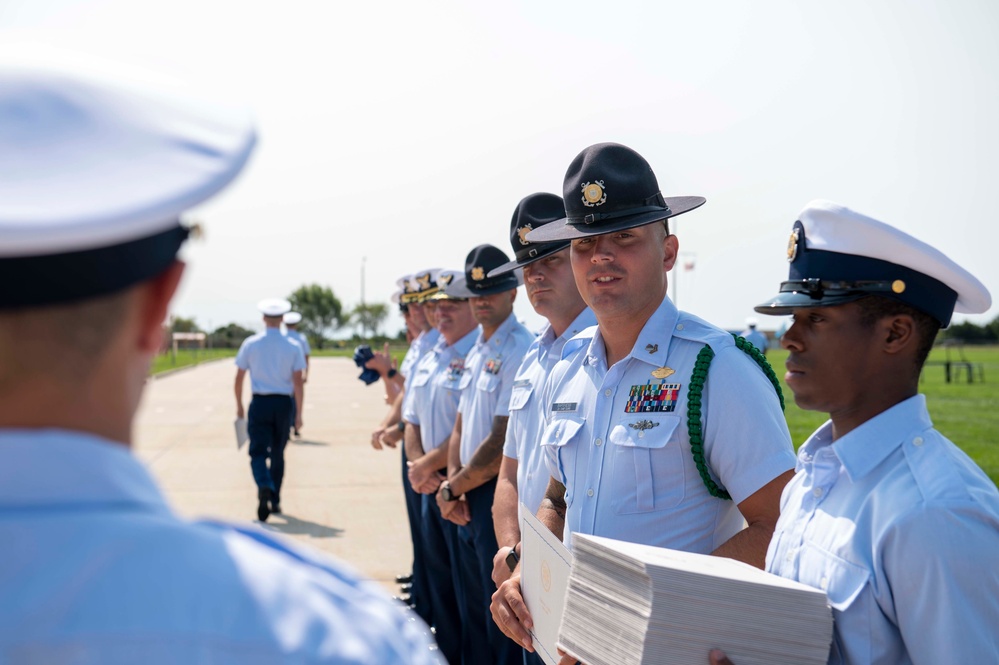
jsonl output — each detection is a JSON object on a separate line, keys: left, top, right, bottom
{"left": 587, "top": 296, "right": 677, "bottom": 369}
{"left": 0, "top": 429, "right": 171, "bottom": 512}
{"left": 477, "top": 312, "right": 519, "bottom": 350}
{"left": 802, "top": 394, "right": 933, "bottom": 482}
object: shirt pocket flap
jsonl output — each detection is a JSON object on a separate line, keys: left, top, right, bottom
{"left": 541, "top": 417, "right": 585, "bottom": 449}
{"left": 800, "top": 542, "right": 871, "bottom": 611}
{"left": 458, "top": 371, "right": 473, "bottom": 390}
{"left": 609, "top": 416, "right": 681, "bottom": 449}
{"left": 476, "top": 371, "right": 500, "bottom": 393}
{"left": 508, "top": 382, "right": 533, "bottom": 411}
{"left": 411, "top": 370, "right": 431, "bottom": 387}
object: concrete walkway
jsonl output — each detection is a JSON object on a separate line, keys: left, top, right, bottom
{"left": 134, "top": 357, "right": 410, "bottom": 593}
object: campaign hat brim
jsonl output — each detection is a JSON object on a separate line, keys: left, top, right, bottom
{"left": 487, "top": 241, "right": 567, "bottom": 278}
{"left": 442, "top": 272, "right": 523, "bottom": 299}
{"left": 525, "top": 196, "right": 706, "bottom": 243}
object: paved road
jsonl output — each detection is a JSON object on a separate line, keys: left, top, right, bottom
{"left": 134, "top": 357, "right": 410, "bottom": 593}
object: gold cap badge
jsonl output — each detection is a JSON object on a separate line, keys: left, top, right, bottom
{"left": 517, "top": 224, "right": 533, "bottom": 246}
{"left": 892, "top": 279, "right": 906, "bottom": 294}
{"left": 581, "top": 180, "right": 606, "bottom": 207}
{"left": 471, "top": 267, "right": 485, "bottom": 281}
{"left": 787, "top": 228, "right": 800, "bottom": 262}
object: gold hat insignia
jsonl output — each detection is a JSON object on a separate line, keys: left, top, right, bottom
{"left": 471, "top": 267, "right": 486, "bottom": 281}
{"left": 416, "top": 273, "right": 431, "bottom": 290}
{"left": 581, "top": 180, "right": 607, "bottom": 207}
{"left": 892, "top": 280, "right": 906, "bottom": 294}
{"left": 651, "top": 366, "right": 675, "bottom": 379}
{"left": 787, "top": 228, "right": 800, "bottom": 262}
{"left": 517, "top": 224, "right": 533, "bottom": 246}
{"left": 438, "top": 273, "right": 453, "bottom": 286}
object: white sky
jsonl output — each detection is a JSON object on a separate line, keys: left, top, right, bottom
{"left": 3, "top": 0, "right": 998, "bottom": 334}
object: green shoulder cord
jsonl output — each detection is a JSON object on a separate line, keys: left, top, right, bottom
{"left": 686, "top": 334, "right": 786, "bottom": 500}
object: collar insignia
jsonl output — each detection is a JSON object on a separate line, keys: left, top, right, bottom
{"left": 651, "top": 366, "right": 675, "bottom": 379}
{"left": 471, "top": 267, "right": 486, "bottom": 281}
{"left": 629, "top": 419, "right": 659, "bottom": 431}
{"left": 787, "top": 228, "right": 800, "bottom": 262}
{"left": 645, "top": 343, "right": 658, "bottom": 354}
{"left": 517, "top": 224, "right": 533, "bottom": 246}
{"left": 580, "top": 180, "right": 607, "bottom": 207}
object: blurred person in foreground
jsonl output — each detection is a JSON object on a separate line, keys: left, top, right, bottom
{"left": 0, "top": 51, "right": 440, "bottom": 664}
{"left": 711, "top": 200, "right": 998, "bottom": 664}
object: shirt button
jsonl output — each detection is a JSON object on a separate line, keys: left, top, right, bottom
{"left": 604, "top": 389, "right": 612, "bottom": 397}
{"left": 812, "top": 487, "right": 823, "bottom": 498}
{"left": 638, "top": 431, "right": 645, "bottom": 438}
{"left": 913, "top": 437, "right": 924, "bottom": 446}
{"left": 595, "top": 438, "right": 603, "bottom": 446}
{"left": 586, "top": 489, "right": 594, "bottom": 497}
{"left": 676, "top": 324, "right": 684, "bottom": 331}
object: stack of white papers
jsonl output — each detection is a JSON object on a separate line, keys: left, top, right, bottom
{"left": 558, "top": 533, "right": 833, "bottom": 665}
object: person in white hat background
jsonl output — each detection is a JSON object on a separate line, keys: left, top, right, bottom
{"left": 739, "top": 317, "right": 769, "bottom": 356}
{"left": 485, "top": 192, "right": 596, "bottom": 665}
{"left": 491, "top": 143, "right": 798, "bottom": 657}
{"left": 0, "top": 51, "right": 440, "bottom": 663}
{"left": 282, "top": 310, "right": 310, "bottom": 437}
{"left": 711, "top": 200, "right": 999, "bottom": 665}
{"left": 235, "top": 297, "right": 306, "bottom": 521}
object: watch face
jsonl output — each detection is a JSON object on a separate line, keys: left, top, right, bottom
{"left": 505, "top": 548, "right": 519, "bottom": 572}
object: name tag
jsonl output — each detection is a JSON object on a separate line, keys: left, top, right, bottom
{"left": 551, "top": 402, "right": 578, "bottom": 413}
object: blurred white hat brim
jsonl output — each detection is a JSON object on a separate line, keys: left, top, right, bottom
{"left": 259, "top": 298, "right": 291, "bottom": 316}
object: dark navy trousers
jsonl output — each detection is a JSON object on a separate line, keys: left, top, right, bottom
{"left": 421, "top": 488, "right": 465, "bottom": 665}
{"left": 247, "top": 394, "right": 292, "bottom": 500}
{"left": 402, "top": 446, "right": 432, "bottom": 625}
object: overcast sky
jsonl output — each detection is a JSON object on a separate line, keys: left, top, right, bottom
{"left": 3, "top": 0, "right": 997, "bottom": 335}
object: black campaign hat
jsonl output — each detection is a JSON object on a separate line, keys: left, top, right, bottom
{"left": 488, "top": 193, "right": 568, "bottom": 278}
{"left": 444, "top": 244, "right": 523, "bottom": 298}
{"left": 526, "top": 143, "right": 705, "bottom": 243}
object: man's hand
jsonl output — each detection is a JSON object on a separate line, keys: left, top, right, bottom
{"left": 708, "top": 649, "right": 734, "bottom": 664}
{"left": 438, "top": 494, "right": 470, "bottom": 525}
{"left": 407, "top": 458, "right": 445, "bottom": 494}
{"left": 370, "top": 426, "right": 387, "bottom": 450}
{"left": 379, "top": 426, "right": 403, "bottom": 449}
{"left": 490, "top": 572, "right": 535, "bottom": 651}
{"left": 364, "top": 345, "right": 393, "bottom": 376}
{"left": 236, "top": 406, "right": 245, "bottom": 419}
{"left": 295, "top": 414, "right": 303, "bottom": 433}
{"left": 492, "top": 547, "right": 514, "bottom": 588}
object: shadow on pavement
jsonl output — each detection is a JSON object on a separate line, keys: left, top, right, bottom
{"left": 260, "top": 513, "right": 344, "bottom": 539}
{"left": 288, "top": 438, "right": 329, "bottom": 447}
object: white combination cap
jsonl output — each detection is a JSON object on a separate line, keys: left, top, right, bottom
{"left": 0, "top": 48, "right": 256, "bottom": 308}
{"left": 756, "top": 199, "right": 991, "bottom": 326}
{"left": 259, "top": 298, "right": 292, "bottom": 317}
{"left": 428, "top": 270, "right": 466, "bottom": 301}
{"left": 410, "top": 268, "right": 443, "bottom": 302}
{"left": 283, "top": 311, "right": 303, "bottom": 325}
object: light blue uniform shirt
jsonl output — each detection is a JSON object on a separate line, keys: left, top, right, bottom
{"left": 541, "top": 297, "right": 795, "bottom": 551}
{"left": 0, "top": 429, "right": 443, "bottom": 664}
{"left": 401, "top": 328, "right": 441, "bottom": 417}
{"left": 285, "top": 328, "right": 311, "bottom": 356}
{"left": 766, "top": 395, "right": 999, "bottom": 664}
{"left": 236, "top": 328, "right": 306, "bottom": 395}
{"left": 457, "top": 313, "right": 533, "bottom": 466}
{"left": 740, "top": 327, "right": 768, "bottom": 354}
{"left": 502, "top": 308, "right": 596, "bottom": 517}
{"left": 402, "top": 328, "right": 478, "bottom": 453}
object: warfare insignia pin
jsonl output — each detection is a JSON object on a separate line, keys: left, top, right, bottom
{"left": 580, "top": 180, "right": 607, "bottom": 207}
{"left": 629, "top": 420, "right": 659, "bottom": 431}
{"left": 518, "top": 224, "right": 533, "bottom": 246}
{"left": 651, "top": 366, "right": 675, "bottom": 380}
{"left": 471, "top": 267, "right": 486, "bottom": 281}
{"left": 416, "top": 273, "right": 431, "bottom": 290}
{"left": 787, "top": 228, "right": 800, "bottom": 262}
{"left": 645, "top": 343, "right": 658, "bottom": 354}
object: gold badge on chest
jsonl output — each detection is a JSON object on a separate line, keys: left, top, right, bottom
{"left": 651, "top": 366, "right": 675, "bottom": 380}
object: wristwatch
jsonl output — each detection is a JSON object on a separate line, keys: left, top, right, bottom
{"left": 439, "top": 480, "right": 460, "bottom": 502}
{"left": 505, "top": 546, "right": 520, "bottom": 572}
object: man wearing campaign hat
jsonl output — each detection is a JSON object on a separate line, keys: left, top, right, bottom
{"left": 403, "top": 270, "right": 481, "bottom": 664}
{"left": 283, "top": 310, "right": 310, "bottom": 437}
{"left": 235, "top": 298, "right": 307, "bottom": 521}
{"left": 711, "top": 200, "right": 999, "bottom": 665}
{"left": 492, "top": 143, "right": 797, "bottom": 653}
{"left": 433, "top": 244, "right": 534, "bottom": 665}
{"left": 0, "top": 52, "right": 440, "bottom": 663}
{"left": 485, "top": 193, "right": 596, "bottom": 663}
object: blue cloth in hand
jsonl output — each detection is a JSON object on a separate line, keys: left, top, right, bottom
{"left": 352, "top": 345, "right": 380, "bottom": 385}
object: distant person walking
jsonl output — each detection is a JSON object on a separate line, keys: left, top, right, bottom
{"left": 740, "top": 318, "right": 769, "bottom": 356}
{"left": 235, "top": 299, "right": 306, "bottom": 521}
{"left": 283, "top": 310, "right": 310, "bottom": 437}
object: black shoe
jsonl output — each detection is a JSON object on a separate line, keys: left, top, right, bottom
{"left": 395, "top": 573, "right": 413, "bottom": 584}
{"left": 270, "top": 503, "right": 282, "bottom": 515}
{"left": 257, "top": 488, "right": 272, "bottom": 522}
{"left": 293, "top": 429, "right": 301, "bottom": 438}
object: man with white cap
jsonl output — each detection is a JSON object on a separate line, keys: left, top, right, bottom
{"left": 283, "top": 310, "right": 310, "bottom": 436}
{"left": 711, "top": 200, "right": 999, "bottom": 664}
{"left": 235, "top": 298, "right": 306, "bottom": 520}
{"left": 739, "top": 318, "right": 768, "bottom": 356}
{"left": 0, "top": 51, "right": 440, "bottom": 663}
{"left": 491, "top": 143, "right": 797, "bottom": 656}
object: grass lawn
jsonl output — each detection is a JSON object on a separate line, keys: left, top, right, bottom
{"left": 767, "top": 344, "right": 999, "bottom": 485}
{"left": 151, "top": 348, "right": 237, "bottom": 375}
